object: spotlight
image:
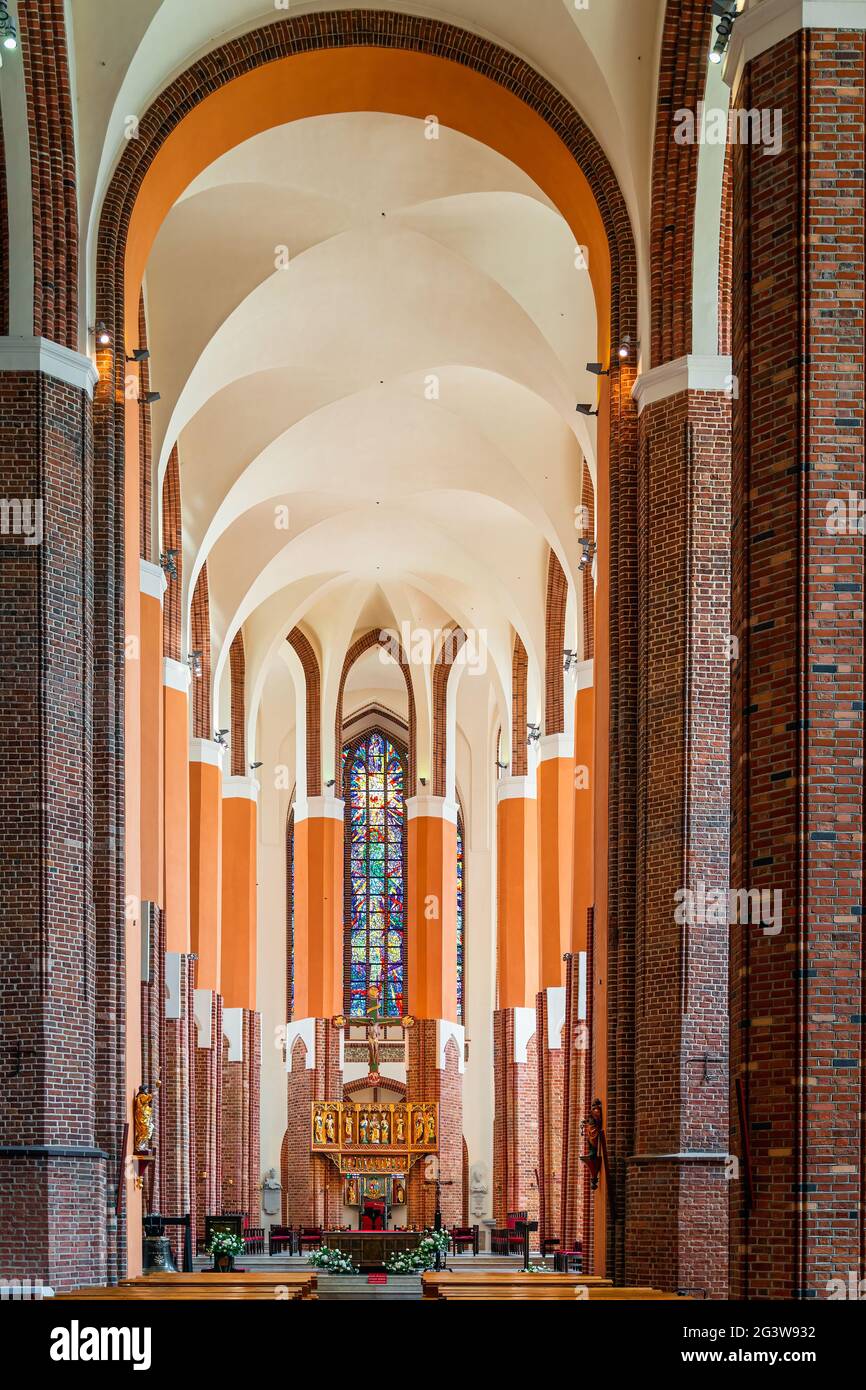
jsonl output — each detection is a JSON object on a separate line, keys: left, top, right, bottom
{"left": 126, "top": 348, "right": 151, "bottom": 363}
{"left": 188, "top": 650, "right": 203, "bottom": 678}
{"left": 617, "top": 335, "right": 639, "bottom": 361}
{"left": 159, "top": 548, "right": 178, "bottom": 580}
{"left": 709, "top": 0, "right": 737, "bottom": 64}
{"left": 0, "top": 2, "right": 17, "bottom": 50}
{"left": 527, "top": 722, "right": 541, "bottom": 746}
{"left": 495, "top": 760, "right": 509, "bottom": 772}
{"left": 143, "top": 390, "right": 161, "bottom": 404}
{"left": 576, "top": 404, "right": 599, "bottom": 417}
{"left": 325, "top": 778, "right": 336, "bottom": 789}
{"left": 214, "top": 728, "right": 229, "bottom": 748}
{"left": 587, "top": 362, "right": 609, "bottom": 376}
{"left": 92, "top": 321, "right": 111, "bottom": 347}
{"left": 420, "top": 776, "right": 428, "bottom": 787}
{"left": 250, "top": 761, "right": 263, "bottom": 771}
{"left": 578, "top": 539, "right": 597, "bottom": 572}
{"left": 563, "top": 649, "right": 578, "bottom": 673}
{"left": 709, "top": 49, "right": 722, "bottom": 64}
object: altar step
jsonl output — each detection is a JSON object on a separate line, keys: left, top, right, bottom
{"left": 318, "top": 1274, "right": 423, "bottom": 1301}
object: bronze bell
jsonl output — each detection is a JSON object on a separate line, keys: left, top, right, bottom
{"left": 142, "top": 1232, "right": 179, "bottom": 1275}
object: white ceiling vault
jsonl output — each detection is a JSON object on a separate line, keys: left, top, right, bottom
{"left": 64, "top": 0, "right": 679, "bottom": 772}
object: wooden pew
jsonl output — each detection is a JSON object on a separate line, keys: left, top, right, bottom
{"left": 123, "top": 1271, "right": 317, "bottom": 1299}
{"left": 433, "top": 1287, "right": 687, "bottom": 1301}
{"left": 422, "top": 1271, "right": 611, "bottom": 1300}
{"left": 54, "top": 1271, "right": 315, "bottom": 1301}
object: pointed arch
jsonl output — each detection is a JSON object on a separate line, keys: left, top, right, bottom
{"left": 286, "top": 627, "right": 321, "bottom": 798}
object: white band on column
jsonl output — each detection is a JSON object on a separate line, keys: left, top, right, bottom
{"left": 725, "top": 1, "right": 866, "bottom": 93}
{"left": 540, "top": 733, "right": 574, "bottom": 763}
{"left": 497, "top": 775, "right": 537, "bottom": 803}
{"left": 140, "top": 559, "right": 167, "bottom": 601}
{"left": 223, "top": 776, "right": 259, "bottom": 801}
{"left": 406, "top": 795, "right": 459, "bottom": 823}
{"left": 190, "top": 738, "right": 224, "bottom": 768}
{"left": 294, "top": 795, "right": 344, "bottom": 823}
{"left": 632, "top": 356, "right": 733, "bottom": 414}
{"left": 0, "top": 336, "right": 99, "bottom": 396}
{"left": 163, "top": 658, "right": 191, "bottom": 692}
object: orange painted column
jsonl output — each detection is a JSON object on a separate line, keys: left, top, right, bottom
{"left": 163, "top": 659, "right": 191, "bottom": 954}
{"left": 292, "top": 796, "right": 344, "bottom": 1021}
{"left": 571, "top": 665, "right": 595, "bottom": 953}
{"left": 406, "top": 796, "right": 459, "bottom": 1023}
{"left": 189, "top": 738, "right": 224, "bottom": 994}
{"left": 537, "top": 734, "right": 575, "bottom": 989}
{"left": 221, "top": 777, "right": 258, "bottom": 1011}
{"left": 139, "top": 562, "right": 166, "bottom": 907}
{"left": 496, "top": 776, "right": 539, "bottom": 1010}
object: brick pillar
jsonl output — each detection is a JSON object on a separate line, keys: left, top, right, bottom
{"left": 406, "top": 1021, "right": 464, "bottom": 1228}
{"left": 726, "top": 10, "right": 865, "bottom": 1299}
{"left": 625, "top": 365, "right": 732, "bottom": 1295}
{"left": 161, "top": 952, "right": 196, "bottom": 1263}
{"left": 221, "top": 1008, "right": 261, "bottom": 1222}
{"left": 0, "top": 352, "right": 121, "bottom": 1291}
{"left": 194, "top": 989, "right": 223, "bottom": 1242}
{"left": 284, "top": 1020, "right": 342, "bottom": 1226}
{"left": 140, "top": 904, "right": 165, "bottom": 1215}
{"left": 492, "top": 1009, "right": 540, "bottom": 1225}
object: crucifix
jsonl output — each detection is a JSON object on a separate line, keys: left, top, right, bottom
{"left": 333, "top": 985, "right": 414, "bottom": 1083}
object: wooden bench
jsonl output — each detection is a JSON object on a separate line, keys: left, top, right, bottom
{"left": 55, "top": 1286, "right": 303, "bottom": 1300}
{"left": 422, "top": 1271, "right": 611, "bottom": 1300}
{"left": 432, "top": 1286, "right": 688, "bottom": 1301}
{"left": 54, "top": 1271, "right": 316, "bottom": 1301}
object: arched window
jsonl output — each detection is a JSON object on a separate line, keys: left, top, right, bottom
{"left": 456, "top": 808, "right": 465, "bottom": 1025}
{"left": 343, "top": 729, "right": 407, "bottom": 1018}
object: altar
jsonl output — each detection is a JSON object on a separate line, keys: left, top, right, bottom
{"left": 323, "top": 1230, "right": 421, "bottom": 1271}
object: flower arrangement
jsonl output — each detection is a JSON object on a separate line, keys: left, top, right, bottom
{"left": 306, "top": 1245, "right": 359, "bottom": 1275}
{"left": 385, "top": 1227, "right": 450, "bottom": 1274}
{"left": 206, "top": 1231, "right": 245, "bottom": 1258}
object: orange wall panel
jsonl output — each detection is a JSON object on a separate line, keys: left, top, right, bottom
{"left": 163, "top": 677, "right": 190, "bottom": 953}
{"left": 572, "top": 682, "right": 595, "bottom": 952}
{"left": 221, "top": 793, "right": 257, "bottom": 1010}
{"left": 496, "top": 790, "right": 539, "bottom": 1009}
{"left": 293, "top": 812, "right": 343, "bottom": 1020}
{"left": 189, "top": 755, "right": 222, "bottom": 993}
{"left": 538, "top": 755, "right": 575, "bottom": 989}
{"left": 407, "top": 811, "right": 458, "bottom": 1022}
{"left": 139, "top": 584, "right": 164, "bottom": 906}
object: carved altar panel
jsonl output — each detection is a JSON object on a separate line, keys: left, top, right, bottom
{"left": 311, "top": 1100, "right": 438, "bottom": 1173}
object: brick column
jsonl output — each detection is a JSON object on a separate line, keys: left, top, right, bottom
{"left": 0, "top": 347, "right": 119, "bottom": 1291}
{"left": 406, "top": 796, "right": 464, "bottom": 1224}
{"left": 161, "top": 951, "right": 196, "bottom": 1262}
{"left": 624, "top": 358, "right": 732, "bottom": 1295}
{"left": 221, "top": 1008, "right": 261, "bottom": 1221}
{"left": 492, "top": 1009, "right": 540, "bottom": 1225}
{"left": 139, "top": 562, "right": 166, "bottom": 906}
{"left": 726, "top": 5, "right": 866, "bottom": 1299}
{"left": 284, "top": 1020, "right": 343, "bottom": 1227}
{"left": 536, "top": 735, "right": 574, "bottom": 1245}
{"left": 194, "top": 988, "right": 223, "bottom": 1242}
{"left": 189, "top": 738, "right": 223, "bottom": 1241}
{"left": 406, "top": 1020, "right": 465, "bottom": 1228}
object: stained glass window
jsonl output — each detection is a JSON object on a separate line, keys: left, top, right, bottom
{"left": 344, "top": 730, "right": 407, "bottom": 1019}
{"left": 456, "top": 810, "right": 465, "bottom": 1024}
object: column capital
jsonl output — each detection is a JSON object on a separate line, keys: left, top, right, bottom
{"left": 140, "top": 559, "right": 167, "bottom": 602}
{"left": 725, "top": 0, "right": 866, "bottom": 93}
{"left": 0, "top": 335, "right": 99, "bottom": 396}
{"left": 406, "top": 794, "right": 459, "bottom": 823}
{"left": 539, "top": 733, "right": 574, "bottom": 763}
{"left": 163, "top": 657, "right": 191, "bottom": 692}
{"left": 497, "top": 775, "right": 537, "bottom": 803}
{"left": 632, "top": 355, "right": 732, "bottom": 414}
{"left": 223, "top": 775, "right": 259, "bottom": 801}
{"left": 294, "top": 794, "right": 344, "bottom": 823}
{"left": 189, "top": 737, "right": 224, "bottom": 768}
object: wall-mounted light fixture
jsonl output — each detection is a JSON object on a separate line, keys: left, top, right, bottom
{"left": 709, "top": 0, "right": 737, "bottom": 64}
{"left": 188, "top": 650, "right": 203, "bottom": 678}
{"left": 0, "top": 4, "right": 18, "bottom": 52}
{"left": 127, "top": 348, "right": 151, "bottom": 363}
{"left": 586, "top": 362, "right": 609, "bottom": 377}
{"left": 527, "top": 722, "right": 541, "bottom": 746}
{"left": 91, "top": 321, "right": 111, "bottom": 347}
{"left": 214, "top": 729, "right": 229, "bottom": 748}
{"left": 159, "top": 549, "right": 178, "bottom": 581}
{"left": 575, "top": 403, "right": 599, "bottom": 417}
{"left": 578, "top": 539, "right": 597, "bottom": 572}
{"left": 563, "top": 649, "right": 578, "bottom": 673}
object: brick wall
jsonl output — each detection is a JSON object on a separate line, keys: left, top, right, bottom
{"left": 492, "top": 1010, "right": 539, "bottom": 1225}
{"left": 194, "top": 992, "right": 223, "bottom": 1242}
{"left": 161, "top": 955, "right": 196, "bottom": 1263}
{"left": 729, "top": 29, "right": 865, "bottom": 1299}
{"left": 221, "top": 1009, "right": 262, "bottom": 1222}
{"left": 536, "top": 992, "right": 565, "bottom": 1242}
{"left": 161, "top": 449, "right": 182, "bottom": 661}
{"left": 407, "top": 1021, "right": 463, "bottom": 1227}
{"left": 190, "top": 565, "right": 211, "bottom": 741}
{"left": 284, "top": 1022, "right": 342, "bottom": 1225}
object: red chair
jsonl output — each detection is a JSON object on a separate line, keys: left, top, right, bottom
{"left": 244, "top": 1227, "right": 265, "bottom": 1255}
{"left": 450, "top": 1225, "right": 479, "bottom": 1255}
{"left": 298, "top": 1226, "right": 324, "bottom": 1254}
{"left": 490, "top": 1210, "right": 528, "bottom": 1256}
{"left": 268, "top": 1225, "right": 295, "bottom": 1256}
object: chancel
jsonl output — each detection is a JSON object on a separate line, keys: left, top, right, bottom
{"left": 1, "top": 0, "right": 863, "bottom": 1320}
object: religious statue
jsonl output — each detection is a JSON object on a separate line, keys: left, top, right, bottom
{"left": 469, "top": 1163, "right": 488, "bottom": 1219}
{"left": 133, "top": 1077, "right": 160, "bottom": 1154}
{"left": 314, "top": 1109, "right": 326, "bottom": 1146}
{"left": 261, "top": 1167, "right": 282, "bottom": 1218}
{"left": 345, "top": 1176, "right": 359, "bottom": 1206}
{"left": 325, "top": 1109, "right": 336, "bottom": 1144}
{"left": 381, "top": 1112, "right": 390, "bottom": 1144}
{"left": 394, "top": 1109, "right": 406, "bottom": 1143}
{"left": 344, "top": 1108, "right": 355, "bottom": 1145}
{"left": 580, "top": 1097, "right": 604, "bottom": 1190}
{"left": 359, "top": 1112, "right": 369, "bottom": 1145}
{"left": 393, "top": 1177, "right": 406, "bottom": 1206}
{"left": 371, "top": 1112, "right": 381, "bottom": 1144}
{"left": 425, "top": 1110, "right": 436, "bottom": 1145}
{"left": 413, "top": 1109, "right": 425, "bottom": 1145}
{"left": 366, "top": 984, "right": 381, "bottom": 1020}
